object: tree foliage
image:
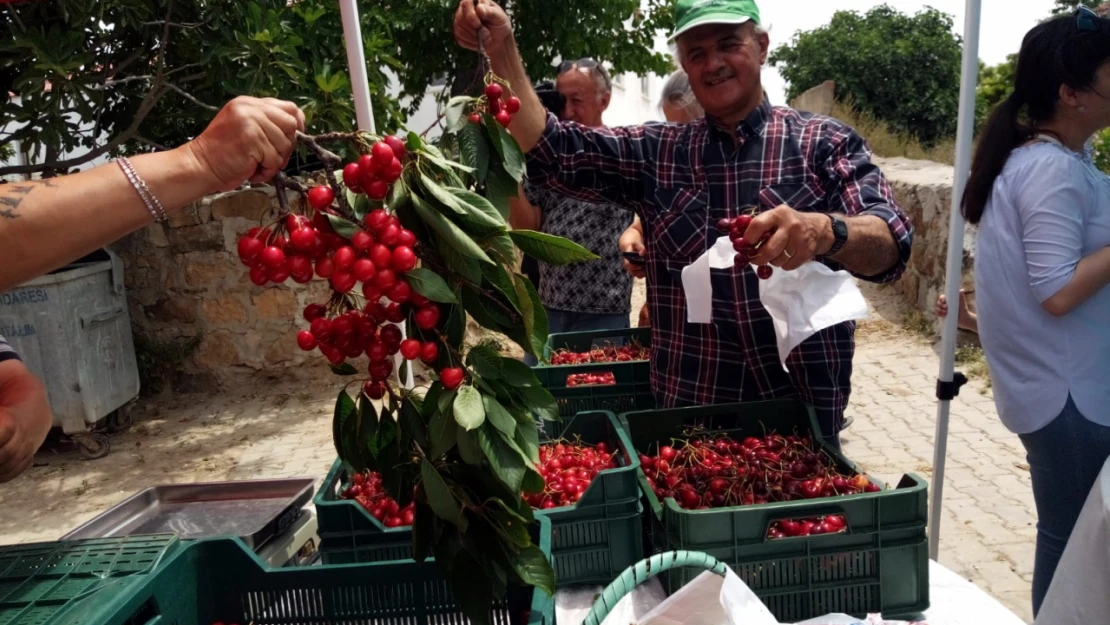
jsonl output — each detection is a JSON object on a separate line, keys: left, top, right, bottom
{"left": 976, "top": 54, "right": 1016, "bottom": 128}
{"left": 1, "top": 0, "right": 673, "bottom": 176}
{"left": 769, "top": 5, "right": 962, "bottom": 147}
{"left": 1052, "top": 0, "right": 1101, "bottom": 15}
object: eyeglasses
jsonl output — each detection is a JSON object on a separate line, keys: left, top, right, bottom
{"left": 1076, "top": 6, "right": 1100, "bottom": 32}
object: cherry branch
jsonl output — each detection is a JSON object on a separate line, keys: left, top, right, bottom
{"left": 294, "top": 130, "right": 353, "bottom": 219}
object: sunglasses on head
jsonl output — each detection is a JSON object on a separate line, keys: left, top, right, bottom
{"left": 557, "top": 58, "right": 600, "bottom": 74}
{"left": 1077, "top": 5, "right": 1101, "bottom": 31}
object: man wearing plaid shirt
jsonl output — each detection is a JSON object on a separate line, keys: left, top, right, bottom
{"left": 455, "top": 0, "right": 913, "bottom": 444}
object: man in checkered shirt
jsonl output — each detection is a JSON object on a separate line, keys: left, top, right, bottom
{"left": 455, "top": 0, "right": 913, "bottom": 444}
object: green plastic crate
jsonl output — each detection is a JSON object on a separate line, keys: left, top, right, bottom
{"left": 536, "top": 411, "right": 644, "bottom": 586}
{"left": 0, "top": 535, "right": 179, "bottom": 625}
{"left": 533, "top": 328, "right": 655, "bottom": 418}
{"left": 313, "top": 458, "right": 412, "bottom": 564}
{"left": 621, "top": 400, "right": 930, "bottom": 621}
{"left": 92, "top": 519, "right": 554, "bottom": 625}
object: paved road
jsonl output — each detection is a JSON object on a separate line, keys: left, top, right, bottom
{"left": 0, "top": 284, "right": 1035, "bottom": 623}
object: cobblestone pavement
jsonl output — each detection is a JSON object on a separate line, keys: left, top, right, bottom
{"left": 0, "top": 283, "right": 1034, "bottom": 623}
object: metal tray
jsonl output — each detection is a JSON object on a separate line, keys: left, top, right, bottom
{"left": 61, "top": 478, "right": 315, "bottom": 549}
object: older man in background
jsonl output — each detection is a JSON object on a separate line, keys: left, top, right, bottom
{"left": 510, "top": 59, "right": 635, "bottom": 348}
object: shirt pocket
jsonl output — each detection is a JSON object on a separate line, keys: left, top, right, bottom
{"left": 758, "top": 182, "right": 827, "bottom": 213}
{"left": 651, "top": 186, "right": 710, "bottom": 261}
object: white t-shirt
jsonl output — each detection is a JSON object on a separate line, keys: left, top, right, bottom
{"left": 975, "top": 140, "right": 1110, "bottom": 435}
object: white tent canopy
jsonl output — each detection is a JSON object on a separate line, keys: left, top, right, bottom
{"left": 334, "top": 0, "right": 984, "bottom": 558}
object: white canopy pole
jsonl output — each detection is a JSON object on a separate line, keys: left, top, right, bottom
{"left": 338, "top": 0, "right": 376, "bottom": 134}
{"left": 338, "top": 0, "right": 416, "bottom": 390}
{"left": 929, "top": 0, "right": 982, "bottom": 560}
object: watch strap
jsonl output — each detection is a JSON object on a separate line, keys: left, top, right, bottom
{"left": 825, "top": 214, "right": 848, "bottom": 257}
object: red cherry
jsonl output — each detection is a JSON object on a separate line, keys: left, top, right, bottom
{"left": 331, "top": 271, "right": 356, "bottom": 293}
{"left": 303, "top": 303, "right": 326, "bottom": 322}
{"left": 402, "top": 508, "right": 415, "bottom": 525}
{"left": 369, "top": 358, "right": 393, "bottom": 382}
{"left": 353, "top": 258, "right": 377, "bottom": 283}
{"left": 290, "top": 227, "right": 317, "bottom": 253}
{"left": 505, "top": 96, "right": 521, "bottom": 114}
{"left": 260, "top": 246, "right": 285, "bottom": 269}
{"left": 410, "top": 293, "right": 430, "bottom": 308}
{"left": 238, "top": 237, "right": 264, "bottom": 265}
{"left": 307, "top": 185, "right": 335, "bottom": 210}
{"left": 735, "top": 214, "right": 752, "bottom": 231}
{"left": 757, "top": 265, "right": 773, "bottom": 280}
{"left": 315, "top": 257, "right": 336, "bottom": 278}
{"left": 375, "top": 268, "right": 398, "bottom": 290}
{"left": 369, "top": 243, "right": 393, "bottom": 270}
{"left": 288, "top": 255, "right": 312, "bottom": 277}
{"left": 384, "top": 135, "right": 407, "bottom": 160}
{"left": 358, "top": 154, "right": 376, "bottom": 177}
{"left": 351, "top": 230, "right": 374, "bottom": 252}
{"left": 397, "top": 229, "right": 417, "bottom": 248}
{"left": 392, "top": 246, "right": 417, "bottom": 272}
{"left": 420, "top": 342, "right": 439, "bottom": 364}
{"left": 367, "top": 341, "right": 388, "bottom": 361}
{"left": 296, "top": 330, "right": 317, "bottom": 351}
{"left": 469, "top": 113, "right": 482, "bottom": 125}
{"left": 485, "top": 83, "right": 503, "bottom": 101}
{"left": 715, "top": 218, "right": 733, "bottom": 234}
{"left": 249, "top": 265, "right": 268, "bottom": 286}
{"left": 379, "top": 224, "right": 401, "bottom": 247}
{"left": 366, "top": 180, "right": 389, "bottom": 201}
{"left": 372, "top": 142, "right": 395, "bottom": 167}
{"left": 380, "top": 325, "right": 402, "bottom": 345}
{"left": 363, "top": 380, "right": 386, "bottom": 400}
{"left": 343, "top": 163, "right": 362, "bottom": 188}
{"left": 399, "top": 339, "right": 421, "bottom": 360}
{"left": 333, "top": 246, "right": 356, "bottom": 271}
{"left": 387, "top": 280, "right": 412, "bottom": 304}
{"left": 384, "top": 302, "right": 405, "bottom": 323}
{"left": 285, "top": 213, "right": 309, "bottom": 233}
{"left": 383, "top": 158, "right": 403, "bottom": 183}
{"left": 496, "top": 110, "right": 512, "bottom": 127}
{"left": 310, "top": 318, "right": 332, "bottom": 341}
{"left": 362, "top": 282, "right": 384, "bottom": 303}
{"left": 440, "top": 367, "right": 465, "bottom": 390}
{"left": 414, "top": 305, "right": 440, "bottom": 330}
{"left": 659, "top": 446, "right": 677, "bottom": 462}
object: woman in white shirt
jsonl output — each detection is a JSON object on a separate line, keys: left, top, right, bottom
{"left": 963, "top": 8, "right": 1110, "bottom": 616}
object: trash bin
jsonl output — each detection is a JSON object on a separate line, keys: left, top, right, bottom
{"left": 0, "top": 248, "right": 140, "bottom": 458}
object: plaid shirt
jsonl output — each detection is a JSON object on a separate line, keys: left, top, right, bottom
{"left": 0, "top": 335, "right": 19, "bottom": 363}
{"left": 526, "top": 99, "right": 913, "bottom": 436}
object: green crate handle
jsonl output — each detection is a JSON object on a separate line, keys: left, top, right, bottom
{"left": 583, "top": 550, "right": 725, "bottom": 625}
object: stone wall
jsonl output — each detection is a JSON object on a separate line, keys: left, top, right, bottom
{"left": 874, "top": 156, "right": 974, "bottom": 318}
{"left": 113, "top": 185, "right": 329, "bottom": 386}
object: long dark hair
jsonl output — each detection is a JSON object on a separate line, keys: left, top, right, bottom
{"left": 962, "top": 13, "right": 1110, "bottom": 224}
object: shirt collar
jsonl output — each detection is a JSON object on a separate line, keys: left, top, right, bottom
{"left": 706, "top": 96, "right": 773, "bottom": 142}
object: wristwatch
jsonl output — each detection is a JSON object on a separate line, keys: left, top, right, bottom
{"left": 824, "top": 214, "right": 848, "bottom": 258}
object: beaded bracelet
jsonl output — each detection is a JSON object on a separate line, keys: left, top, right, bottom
{"left": 117, "top": 157, "right": 167, "bottom": 222}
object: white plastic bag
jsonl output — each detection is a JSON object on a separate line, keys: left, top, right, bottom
{"left": 680, "top": 236, "right": 868, "bottom": 369}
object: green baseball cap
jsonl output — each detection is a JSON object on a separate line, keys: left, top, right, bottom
{"left": 669, "top": 0, "right": 761, "bottom": 42}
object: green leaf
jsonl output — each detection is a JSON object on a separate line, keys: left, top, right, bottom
{"left": 332, "top": 390, "right": 356, "bottom": 462}
{"left": 501, "top": 358, "right": 540, "bottom": 387}
{"left": 467, "top": 345, "right": 504, "bottom": 380}
{"left": 457, "top": 428, "right": 484, "bottom": 465}
{"left": 481, "top": 263, "right": 521, "bottom": 311}
{"left": 512, "top": 274, "right": 535, "bottom": 356}
{"left": 437, "top": 388, "right": 457, "bottom": 416}
{"left": 421, "top": 458, "right": 462, "bottom": 525}
{"left": 355, "top": 395, "right": 380, "bottom": 470}
{"left": 400, "top": 399, "right": 429, "bottom": 450}
{"left": 422, "top": 383, "right": 444, "bottom": 417}
{"left": 440, "top": 243, "right": 483, "bottom": 284}
{"left": 515, "top": 421, "right": 541, "bottom": 465}
{"left": 420, "top": 173, "right": 469, "bottom": 217}
{"left": 520, "top": 386, "right": 560, "bottom": 422}
{"left": 412, "top": 194, "right": 494, "bottom": 265}
{"left": 453, "top": 385, "right": 486, "bottom": 431}
{"left": 369, "top": 408, "right": 398, "bottom": 458}
{"left": 462, "top": 288, "right": 515, "bottom": 329}
{"left": 341, "top": 396, "right": 361, "bottom": 468}
{"left": 482, "top": 395, "right": 516, "bottom": 437}
{"left": 521, "top": 466, "right": 545, "bottom": 494}
{"left": 450, "top": 551, "right": 495, "bottom": 625}
{"left": 521, "top": 276, "right": 548, "bottom": 358}
{"left": 484, "top": 115, "right": 527, "bottom": 181}
{"left": 330, "top": 363, "right": 359, "bottom": 376}
{"left": 326, "top": 213, "right": 361, "bottom": 239}
{"left": 387, "top": 177, "right": 411, "bottom": 212}
{"left": 508, "top": 545, "right": 556, "bottom": 595}
{"left": 444, "top": 96, "right": 471, "bottom": 134}
{"left": 487, "top": 234, "right": 516, "bottom": 265}
{"left": 422, "top": 148, "right": 475, "bottom": 175}
{"left": 446, "top": 301, "right": 467, "bottom": 347}
{"left": 485, "top": 164, "right": 517, "bottom": 220}
{"left": 447, "top": 188, "right": 506, "bottom": 229}
{"left": 406, "top": 131, "right": 426, "bottom": 151}
{"left": 488, "top": 499, "right": 532, "bottom": 548}
{"left": 459, "top": 122, "right": 490, "bottom": 183}
{"left": 478, "top": 423, "right": 526, "bottom": 491}
{"left": 405, "top": 267, "right": 458, "bottom": 303}
{"left": 428, "top": 408, "right": 458, "bottom": 459}
{"left": 509, "top": 230, "right": 599, "bottom": 266}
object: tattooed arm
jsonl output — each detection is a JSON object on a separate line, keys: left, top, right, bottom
{"left": 0, "top": 97, "right": 305, "bottom": 292}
